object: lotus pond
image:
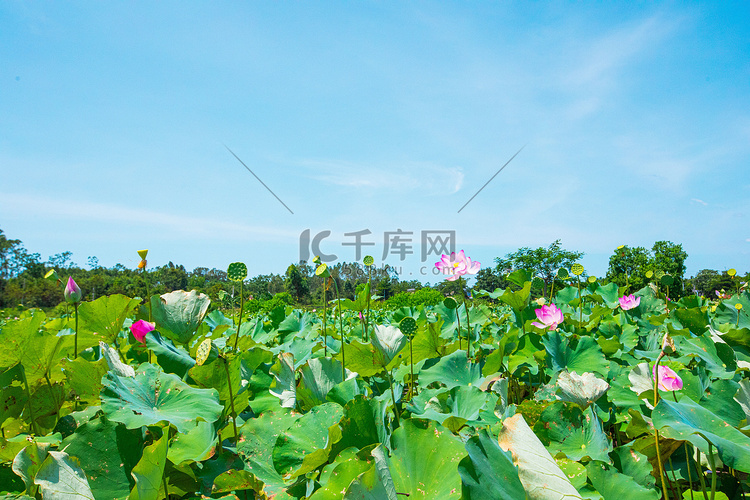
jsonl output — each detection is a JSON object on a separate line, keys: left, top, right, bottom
{"left": 1, "top": 264, "right": 750, "bottom": 500}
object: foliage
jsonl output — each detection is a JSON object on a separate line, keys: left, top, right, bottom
{"left": 494, "top": 240, "right": 584, "bottom": 297}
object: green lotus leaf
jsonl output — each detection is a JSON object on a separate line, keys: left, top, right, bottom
{"left": 269, "top": 352, "right": 297, "bottom": 409}
{"left": 150, "top": 290, "right": 211, "bottom": 346}
{"left": 297, "top": 357, "right": 356, "bottom": 410}
{"left": 310, "top": 451, "right": 374, "bottom": 500}
{"left": 609, "top": 445, "right": 655, "bottom": 490}
{"left": 388, "top": 419, "right": 465, "bottom": 500}
{"left": 652, "top": 397, "right": 750, "bottom": 473}
{"left": 272, "top": 403, "right": 344, "bottom": 477}
{"left": 499, "top": 282, "right": 532, "bottom": 312}
{"left": 211, "top": 469, "right": 265, "bottom": 495}
{"left": 331, "top": 395, "right": 390, "bottom": 457}
{"left": 77, "top": 295, "right": 141, "bottom": 346}
{"left": 99, "top": 341, "right": 134, "bottom": 378}
{"left": 419, "top": 349, "right": 483, "bottom": 390}
{"left": 543, "top": 331, "right": 608, "bottom": 377}
{"left": 129, "top": 431, "right": 168, "bottom": 500}
{"left": 277, "top": 311, "right": 317, "bottom": 343}
{"left": 12, "top": 441, "right": 52, "bottom": 495}
{"left": 0, "top": 311, "right": 45, "bottom": 368}
{"left": 60, "top": 416, "right": 142, "bottom": 500}
{"left": 33, "top": 451, "right": 95, "bottom": 500}
{"left": 498, "top": 414, "right": 583, "bottom": 500}
{"left": 101, "top": 364, "right": 222, "bottom": 433}
{"left": 535, "top": 402, "right": 611, "bottom": 462}
{"left": 146, "top": 332, "right": 196, "bottom": 377}
{"left": 458, "top": 428, "right": 526, "bottom": 500}
{"left": 236, "top": 410, "right": 299, "bottom": 499}
{"left": 190, "top": 353, "right": 245, "bottom": 414}
{"left": 168, "top": 420, "right": 217, "bottom": 465}
{"left": 344, "top": 444, "right": 398, "bottom": 500}
{"left": 61, "top": 357, "right": 108, "bottom": 404}
{"left": 227, "top": 262, "right": 248, "bottom": 282}
{"left": 586, "top": 460, "right": 659, "bottom": 500}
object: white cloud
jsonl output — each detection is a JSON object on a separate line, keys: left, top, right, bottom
{"left": 0, "top": 192, "right": 297, "bottom": 242}
{"left": 691, "top": 198, "right": 708, "bottom": 206}
{"left": 295, "top": 159, "right": 465, "bottom": 195}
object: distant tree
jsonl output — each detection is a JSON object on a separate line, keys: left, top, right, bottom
{"left": 48, "top": 251, "right": 74, "bottom": 269}
{"left": 473, "top": 267, "right": 511, "bottom": 293}
{"left": 686, "top": 269, "right": 734, "bottom": 298}
{"left": 495, "top": 240, "right": 584, "bottom": 297}
{"left": 284, "top": 264, "right": 310, "bottom": 303}
{"left": 87, "top": 256, "right": 100, "bottom": 270}
{"left": 605, "top": 245, "right": 651, "bottom": 293}
{"left": 651, "top": 241, "right": 688, "bottom": 297}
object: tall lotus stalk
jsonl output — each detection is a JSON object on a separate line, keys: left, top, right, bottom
{"left": 137, "top": 249, "right": 151, "bottom": 321}
{"left": 571, "top": 263, "right": 584, "bottom": 326}
{"left": 317, "top": 263, "right": 345, "bottom": 376}
{"left": 64, "top": 276, "right": 82, "bottom": 358}
{"left": 363, "top": 255, "right": 374, "bottom": 341}
{"left": 227, "top": 262, "right": 248, "bottom": 352}
{"left": 399, "top": 317, "right": 418, "bottom": 399}
{"left": 314, "top": 256, "right": 328, "bottom": 355}
{"left": 435, "top": 250, "right": 480, "bottom": 358}
{"left": 651, "top": 334, "right": 683, "bottom": 500}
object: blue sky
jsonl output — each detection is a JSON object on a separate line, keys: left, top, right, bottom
{"left": 1, "top": 2, "right": 748, "bottom": 284}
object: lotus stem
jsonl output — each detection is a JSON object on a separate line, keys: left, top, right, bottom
{"left": 323, "top": 278, "right": 328, "bottom": 356}
{"left": 707, "top": 443, "right": 717, "bottom": 500}
{"left": 221, "top": 356, "right": 239, "bottom": 445}
{"left": 21, "top": 365, "right": 40, "bottom": 435}
{"left": 74, "top": 302, "right": 79, "bottom": 359}
{"left": 333, "top": 278, "right": 345, "bottom": 378}
{"left": 386, "top": 368, "right": 400, "bottom": 427}
{"left": 234, "top": 281, "right": 244, "bottom": 352}
{"left": 653, "top": 351, "right": 668, "bottom": 500}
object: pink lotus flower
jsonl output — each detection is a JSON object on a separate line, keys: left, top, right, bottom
{"left": 130, "top": 319, "right": 156, "bottom": 343}
{"left": 532, "top": 304, "right": 564, "bottom": 330}
{"left": 618, "top": 294, "right": 640, "bottom": 311}
{"left": 64, "top": 276, "right": 82, "bottom": 304}
{"left": 435, "top": 250, "right": 481, "bottom": 282}
{"left": 653, "top": 364, "right": 683, "bottom": 391}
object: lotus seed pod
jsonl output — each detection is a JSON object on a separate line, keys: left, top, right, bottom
{"left": 227, "top": 262, "right": 248, "bottom": 282}
{"left": 571, "top": 264, "right": 584, "bottom": 276}
{"left": 363, "top": 255, "right": 374, "bottom": 266}
{"left": 399, "top": 317, "right": 418, "bottom": 339}
{"left": 443, "top": 297, "right": 458, "bottom": 309}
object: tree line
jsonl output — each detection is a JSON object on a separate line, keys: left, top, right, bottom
{"left": 0, "top": 229, "right": 745, "bottom": 311}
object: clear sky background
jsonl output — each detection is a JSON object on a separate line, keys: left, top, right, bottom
{"left": 1, "top": 2, "right": 748, "bottom": 284}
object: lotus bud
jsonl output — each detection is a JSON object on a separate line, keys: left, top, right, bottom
{"left": 64, "top": 276, "right": 82, "bottom": 304}
{"left": 661, "top": 333, "right": 675, "bottom": 355}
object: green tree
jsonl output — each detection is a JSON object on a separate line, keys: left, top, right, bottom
{"left": 494, "top": 240, "right": 584, "bottom": 297}
{"left": 687, "top": 269, "right": 734, "bottom": 297}
{"left": 473, "top": 267, "right": 511, "bottom": 293}
{"left": 605, "top": 245, "right": 651, "bottom": 293}
{"left": 284, "top": 263, "right": 310, "bottom": 303}
{"left": 651, "top": 240, "right": 688, "bottom": 297}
